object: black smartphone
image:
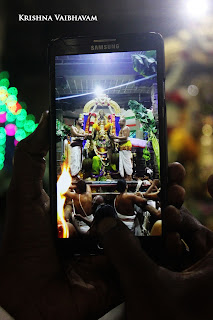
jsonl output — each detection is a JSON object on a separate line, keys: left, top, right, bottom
{"left": 49, "top": 33, "right": 167, "bottom": 256}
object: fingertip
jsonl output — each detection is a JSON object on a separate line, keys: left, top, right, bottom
{"left": 96, "top": 218, "right": 150, "bottom": 272}
{"left": 39, "top": 110, "right": 49, "bottom": 125}
{"left": 16, "top": 110, "right": 49, "bottom": 156}
{"left": 168, "top": 162, "right": 186, "bottom": 185}
{"left": 167, "top": 184, "right": 185, "bottom": 209}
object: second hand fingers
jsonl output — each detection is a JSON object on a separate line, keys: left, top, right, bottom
{"left": 167, "top": 184, "right": 185, "bottom": 208}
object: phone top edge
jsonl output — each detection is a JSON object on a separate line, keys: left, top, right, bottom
{"left": 49, "top": 32, "right": 163, "bottom": 41}
{"left": 48, "top": 33, "right": 164, "bottom": 56}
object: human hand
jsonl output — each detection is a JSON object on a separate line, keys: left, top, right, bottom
{"left": 94, "top": 166, "right": 213, "bottom": 320}
{"left": 0, "top": 111, "right": 121, "bottom": 320}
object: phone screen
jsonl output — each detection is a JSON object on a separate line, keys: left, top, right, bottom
{"left": 54, "top": 49, "right": 162, "bottom": 239}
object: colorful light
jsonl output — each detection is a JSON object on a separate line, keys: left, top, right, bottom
{"left": 6, "top": 112, "right": 16, "bottom": 122}
{"left": 0, "top": 71, "right": 9, "bottom": 80}
{"left": 0, "top": 127, "right": 6, "bottom": 140}
{"left": 16, "top": 119, "right": 25, "bottom": 128}
{"left": 0, "top": 102, "right": 6, "bottom": 113}
{"left": 14, "top": 102, "right": 22, "bottom": 114}
{"left": 8, "top": 87, "right": 18, "bottom": 96}
{"left": 6, "top": 97, "right": 18, "bottom": 114}
{"left": 24, "top": 119, "right": 36, "bottom": 133}
{"left": 15, "top": 129, "right": 26, "bottom": 141}
{"left": 0, "top": 112, "right": 6, "bottom": 123}
{"left": 6, "top": 95, "right": 17, "bottom": 104}
{"left": 0, "top": 136, "right": 6, "bottom": 145}
{"left": 0, "top": 71, "right": 38, "bottom": 171}
{"left": 0, "top": 146, "right": 5, "bottom": 154}
{"left": 7, "top": 103, "right": 18, "bottom": 115}
{"left": 26, "top": 114, "right": 35, "bottom": 122}
{"left": 16, "top": 108, "right": 27, "bottom": 121}
{"left": 0, "top": 153, "right": 5, "bottom": 164}
{"left": 5, "top": 123, "right": 17, "bottom": 136}
{"left": 0, "top": 78, "right": 9, "bottom": 88}
{"left": 0, "top": 86, "right": 8, "bottom": 102}
{"left": 19, "top": 101, "right": 27, "bottom": 110}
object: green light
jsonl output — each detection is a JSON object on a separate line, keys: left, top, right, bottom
{"left": 0, "top": 146, "right": 5, "bottom": 154}
{"left": 16, "top": 108, "right": 27, "bottom": 121}
{"left": 19, "top": 101, "right": 27, "bottom": 110}
{"left": 26, "top": 114, "right": 35, "bottom": 122}
{"left": 24, "top": 120, "right": 36, "bottom": 133}
{"left": 0, "top": 127, "right": 6, "bottom": 139}
{"left": 6, "top": 112, "right": 16, "bottom": 122}
{"left": 15, "top": 129, "right": 26, "bottom": 141}
{"left": 16, "top": 119, "right": 25, "bottom": 128}
{"left": 0, "top": 136, "right": 6, "bottom": 145}
{"left": 0, "top": 71, "right": 9, "bottom": 80}
{"left": 8, "top": 87, "right": 18, "bottom": 96}
{"left": 0, "top": 102, "right": 6, "bottom": 113}
{"left": 0, "top": 153, "right": 5, "bottom": 164}
{"left": 0, "top": 163, "right": 3, "bottom": 170}
{"left": 0, "top": 79, "right": 9, "bottom": 88}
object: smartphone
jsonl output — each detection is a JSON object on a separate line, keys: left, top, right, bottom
{"left": 49, "top": 33, "right": 167, "bottom": 256}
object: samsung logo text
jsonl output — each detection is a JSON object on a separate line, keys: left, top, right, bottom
{"left": 91, "top": 44, "right": 120, "bottom": 51}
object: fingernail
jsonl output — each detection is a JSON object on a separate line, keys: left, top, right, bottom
{"left": 39, "top": 110, "right": 49, "bottom": 124}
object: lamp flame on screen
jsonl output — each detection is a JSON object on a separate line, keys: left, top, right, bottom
{"left": 57, "top": 162, "right": 71, "bottom": 238}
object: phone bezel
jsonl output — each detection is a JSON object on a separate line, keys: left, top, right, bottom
{"left": 49, "top": 33, "right": 167, "bottom": 256}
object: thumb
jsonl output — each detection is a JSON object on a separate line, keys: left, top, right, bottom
{"left": 96, "top": 218, "right": 158, "bottom": 289}
{"left": 1, "top": 111, "right": 54, "bottom": 264}
{"left": 11, "top": 110, "right": 49, "bottom": 195}
{"left": 95, "top": 218, "right": 174, "bottom": 320}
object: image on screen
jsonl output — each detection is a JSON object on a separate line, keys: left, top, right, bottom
{"left": 55, "top": 50, "right": 161, "bottom": 239}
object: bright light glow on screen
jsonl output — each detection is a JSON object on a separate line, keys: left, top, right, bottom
{"left": 94, "top": 86, "right": 103, "bottom": 97}
{"left": 56, "top": 74, "right": 157, "bottom": 101}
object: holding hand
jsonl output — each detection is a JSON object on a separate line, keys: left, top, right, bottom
{"left": 0, "top": 111, "right": 121, "bottom": 320}
{"left": 95, "top": 163, "right": 213, "bottom": 320}
{"left": 1, "top": 111, "right": 212, "bottom": 320}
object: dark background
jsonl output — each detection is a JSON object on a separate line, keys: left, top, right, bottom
{"left": 0, "top": 0, "right": 195, "bottom": 122}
